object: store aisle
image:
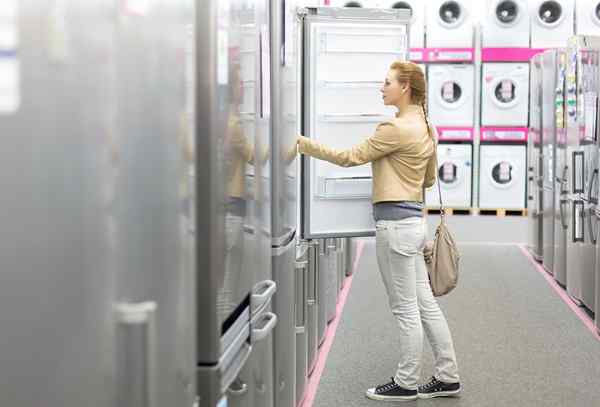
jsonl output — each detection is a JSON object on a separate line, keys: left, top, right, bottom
{"left": 312, "top": 240, "right": 600, "bottom": 407}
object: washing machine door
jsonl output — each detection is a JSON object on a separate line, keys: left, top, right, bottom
{"left": 437, "top": 1, "right": 467, "bottom": 28}
{"left": 438, "top": 159, "right": 465, "bottom": 189}
{"left": 591, "top": 2, "right": 600, "bottom": 27}
{"left": 390, "top": 1, "right": 415, "bottom": 20}
{"left": 490, "top": 76, "right": 521, "bottom": 109}
{"left": 436, "top": 77, "right": 467, "bottom": 110}
{"left": 489, "top": 160, "right": 517, "bottom": 189}
{"left": 535, "top": 0, "right": 564, "bottom": 27}
{"left": 492, "top": 0, "right": 523, "bottom": 27}
{"left": 342, "top": 1, "right": 364, "bottom": 7}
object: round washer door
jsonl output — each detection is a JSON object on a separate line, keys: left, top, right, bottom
{"left": 437, "top": 1, "right": 467, "bottom": 29}
{"left": 390, "top": 1, "right": 415, "bottom": 23}
{"left": 492, "top": 0, "right": 523, "bottom": 27}
{"left": 436, "top": 78, "right": 467, "bottom": 109}
{"left": 591, "top": 2, "right": 600, "bottom": 28}
{"left": 489, "top": 77, "right": 521, "bottom": 109}
{"left": 489, "top": 160, "right": 516, "bottom": 189}
{"left": 343, "top": 1, "right": 364, "bottom": 7}
{"left": 437, "top": 159, "right": 464, "bottom": 189}
{"left": 535, "top": 0, "right": 564, "bottom": 27}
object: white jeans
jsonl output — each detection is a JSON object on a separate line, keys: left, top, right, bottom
{"left": 375, "top": 217, "right": 460, "bottom": 390}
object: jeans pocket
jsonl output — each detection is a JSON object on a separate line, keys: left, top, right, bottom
{"left": 389, "top": 228, "right": 419, "bottom": 257}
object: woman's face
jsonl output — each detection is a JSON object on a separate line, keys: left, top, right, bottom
{"left": 380, "top": 69, "right": 407, "bottom": 106}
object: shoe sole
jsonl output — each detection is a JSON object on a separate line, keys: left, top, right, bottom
{"left": 365, "top": 391, "right": 418, "bottom": 402}
{"left": 417, "top": 388, "right": 462, "bottom": 399}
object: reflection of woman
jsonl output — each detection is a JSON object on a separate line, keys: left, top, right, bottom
{"left": 298, "top": 62, "right": 461, "bottom": 401}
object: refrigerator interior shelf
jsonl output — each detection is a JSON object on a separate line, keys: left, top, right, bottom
{"left": 316, "top": 176, "right": 372, "bottom": 199}
{"left": 318, "top": 80, "right": 382, "bottom": 88}
{"left": 318, "top": 113, "right": 387, "bottom": 123}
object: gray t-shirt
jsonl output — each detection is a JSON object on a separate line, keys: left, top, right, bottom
{"left": 373, "top": 201, "right": 423, "bottom": 221}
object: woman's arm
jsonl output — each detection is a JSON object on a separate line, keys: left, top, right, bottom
{"left": 424, "top": 153, "right": 437, "bottom": 188}
{"left": 297, "top": 121, "right": 404, "bottom": 167}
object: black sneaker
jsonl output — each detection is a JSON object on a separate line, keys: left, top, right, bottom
{"left": 417, "top": 376, "right": 461, "bottom": 399}
{"left": 365, "top": 377, "right": 418, "bottom": 401}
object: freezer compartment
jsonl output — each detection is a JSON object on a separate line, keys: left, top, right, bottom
{"left": 295, "top": 242, "right": 309, "bottom": 406}
{"left": 326, "top": 238, "right": 339, "bottom": 323}
{"left": 566, "top": 199, "right": 585, "bottom": 304}
{"left": 307, "top": 241, "right": 320, "bottom": 375}
{"left": 228, "top": 309, "right": 277, "bottom": 407}
{"left": 272, "top": 240, "right": 297, "bottom": 407}
{"left": 317, "top": 239, "right": 328, "bottom": 346}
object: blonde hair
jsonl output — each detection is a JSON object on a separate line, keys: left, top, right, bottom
{"left": 389, "top": 61, "right": 433, "bottom": 138}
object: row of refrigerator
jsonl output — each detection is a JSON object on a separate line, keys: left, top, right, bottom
{"left": 0, "top": 2, "right": 411, "bottom": 407}
{"left": 528, "top": 35, "right": 600, "bottom": 333}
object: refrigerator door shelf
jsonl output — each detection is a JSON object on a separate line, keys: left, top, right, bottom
{"left": 316, "top": 176, "right": 372, "bottom": 199}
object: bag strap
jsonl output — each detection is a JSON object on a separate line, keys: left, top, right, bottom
{"left": 422, "top": 103, "right": 445, "bottom": 218}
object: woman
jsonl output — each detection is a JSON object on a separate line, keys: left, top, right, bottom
{"left": 297, "top": 61, "right": 461, "bottom": 401}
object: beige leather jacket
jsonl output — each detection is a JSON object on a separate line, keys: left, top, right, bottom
{"left": 298, "top": 104, "right": 436, "bottom": 203}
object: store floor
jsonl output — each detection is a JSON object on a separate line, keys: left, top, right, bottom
{"left": 312, "top": 236, "right": 600, "bottom": 407}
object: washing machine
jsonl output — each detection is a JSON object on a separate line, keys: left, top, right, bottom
{"left": 425, "top": 144, "right": 473, "bottom": 208}
{"left": 575, "top": 0, "right": 600, "bottom": 34}
{"left": 427, "top": 64, "right": 474, "bottom": 127}
{"left": 479, "top": 144, "right": 527, "bottom": 209}
{"left": 379, "top": 0, "right": 425, "bottom": 48}
{"left": 481, "top": 63, "right": 530, "bottom": 127}
{"left": 426, "top": 0, "right": 475, "bottom": 48}
{"left": 482, "top": 0, "right": 530, "bottom": 48}
{"left": 530, "top": 0, "right": 575, "bottom": 49}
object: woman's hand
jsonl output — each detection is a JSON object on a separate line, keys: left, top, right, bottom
{"left": 423, "top": 241, "right": 434, "bottom": 264}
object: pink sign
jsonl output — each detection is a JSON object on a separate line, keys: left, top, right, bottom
{"left": 481, "top": 48, "right": 546, "bottom": 62}
{"left": 436, "top": 127, "right": 474, "bottom": 141}
{"left": 424, "top": 48, "right": 475, "bottom": 62}
{"left": 480, "top": 127, "right": 529, "bottom": 142}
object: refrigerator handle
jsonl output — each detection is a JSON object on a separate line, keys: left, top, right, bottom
{"left": 295, "top": 259, "right": 308, "bottom": 329}
{"left": 252, "top": 312, "right": 278, "bottom": 342}
{"left": 573, "top": 201, "right": 585, "bottom": 243}
{"left": 560, "top": 199, "right": 568, "bottom": 230}
{"left": 589, "top": 169, "right": 599, "bottom": 204}
{"left": 588, "top": 207, "right": 598, "bottom": 245}
{"left": 573, "top": 151, "right": 585, "bottom": 194}
{"left": 228, "top": 379, "right": 249, "bottom": 397}
{"left": 115, "top": 301, "right": 157, "bottom": 407}
{"left": 251, "top": 280, "right": 277, "bottom": 315}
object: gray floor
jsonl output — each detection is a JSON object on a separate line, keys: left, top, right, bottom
{"left": 313, "top": 241, "right": 600, "bottom": 407}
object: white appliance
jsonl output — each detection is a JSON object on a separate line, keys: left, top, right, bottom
{"left": 482, "top": 0, "right": 531, "bottom": 47}
{"left": 426, "top": 0, "right": 474, "bottom": 48}
{"left": 575, "top": 0, "right": 600, "bottom": 34}
{"left": 425, "top": 144, "right": 473, "bottom": 208}
{"left": 428, "top": 64, "right": 474, "bottom": 127}
{"left": 481, "top": 63, "right": 530, "bottom": 126}
{"left": 479, "top": 145, "right": 527, "bottom": 209}
{"left": 530, "top": 0, "right": 575, "bottom": 48}
{"left": 380, "top": 0, "right": 425, "bottom": 48}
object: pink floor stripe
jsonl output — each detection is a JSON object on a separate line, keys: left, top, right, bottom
{"left": 518, "top": 244, "right": 600, "bottom": 342}
{"left": 300, "top": 240, "right": 366, "bottom": 407}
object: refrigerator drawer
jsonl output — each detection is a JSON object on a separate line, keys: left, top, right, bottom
{"left": 316, "top": 176, "right": 372, "bottom": 199}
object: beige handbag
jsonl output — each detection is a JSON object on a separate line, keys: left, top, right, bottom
{"left": 425, "top": 133, "right": 460, "bottom": 297}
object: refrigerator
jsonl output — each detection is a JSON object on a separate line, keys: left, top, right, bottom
{"left": 300, "top": 6, "right": 411, "bottom": 240}
{"left": 0, "top": 1, "right": 195, "bottom": 406}
{"left": 547, "top": 49, "right": 570, "bottom": 287}
{"left": 542, "top": 51, "right": 558, "bottom": 274}
{"left": 197, "top": 1, "right": 277, "bottom": 406}
{"left": 564, "top": 36, "right": 600, "bottom": 309}
{"left": 270, "top": 1, "right": 301, "bottom": 407}
{"left": 529, "top": 53, "right": 544, "bottom": 263}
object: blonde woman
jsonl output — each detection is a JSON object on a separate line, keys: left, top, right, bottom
{"left": 297, "top": 61, "right": 461, "bottom": 401}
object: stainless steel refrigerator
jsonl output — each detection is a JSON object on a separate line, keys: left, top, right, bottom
{"left": 0, "top": 1, "right": 195, "bottom": 406}
{"left": 564, "top": 36, "right": 600, "bottom": 309}
{"left": 542, "top": 51, "right": 558, "bottom": 274}
{"left": 545, "top": 49, "right": 569, "bottom": 287}
{"left": 270, "top": 1, "right": 301, "bottom": 407}
{"left": 529, "top": 53, "right": 544, "bottom": 263}
{"left": 197, "top": 1, "right": 277, "bottom": 406}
